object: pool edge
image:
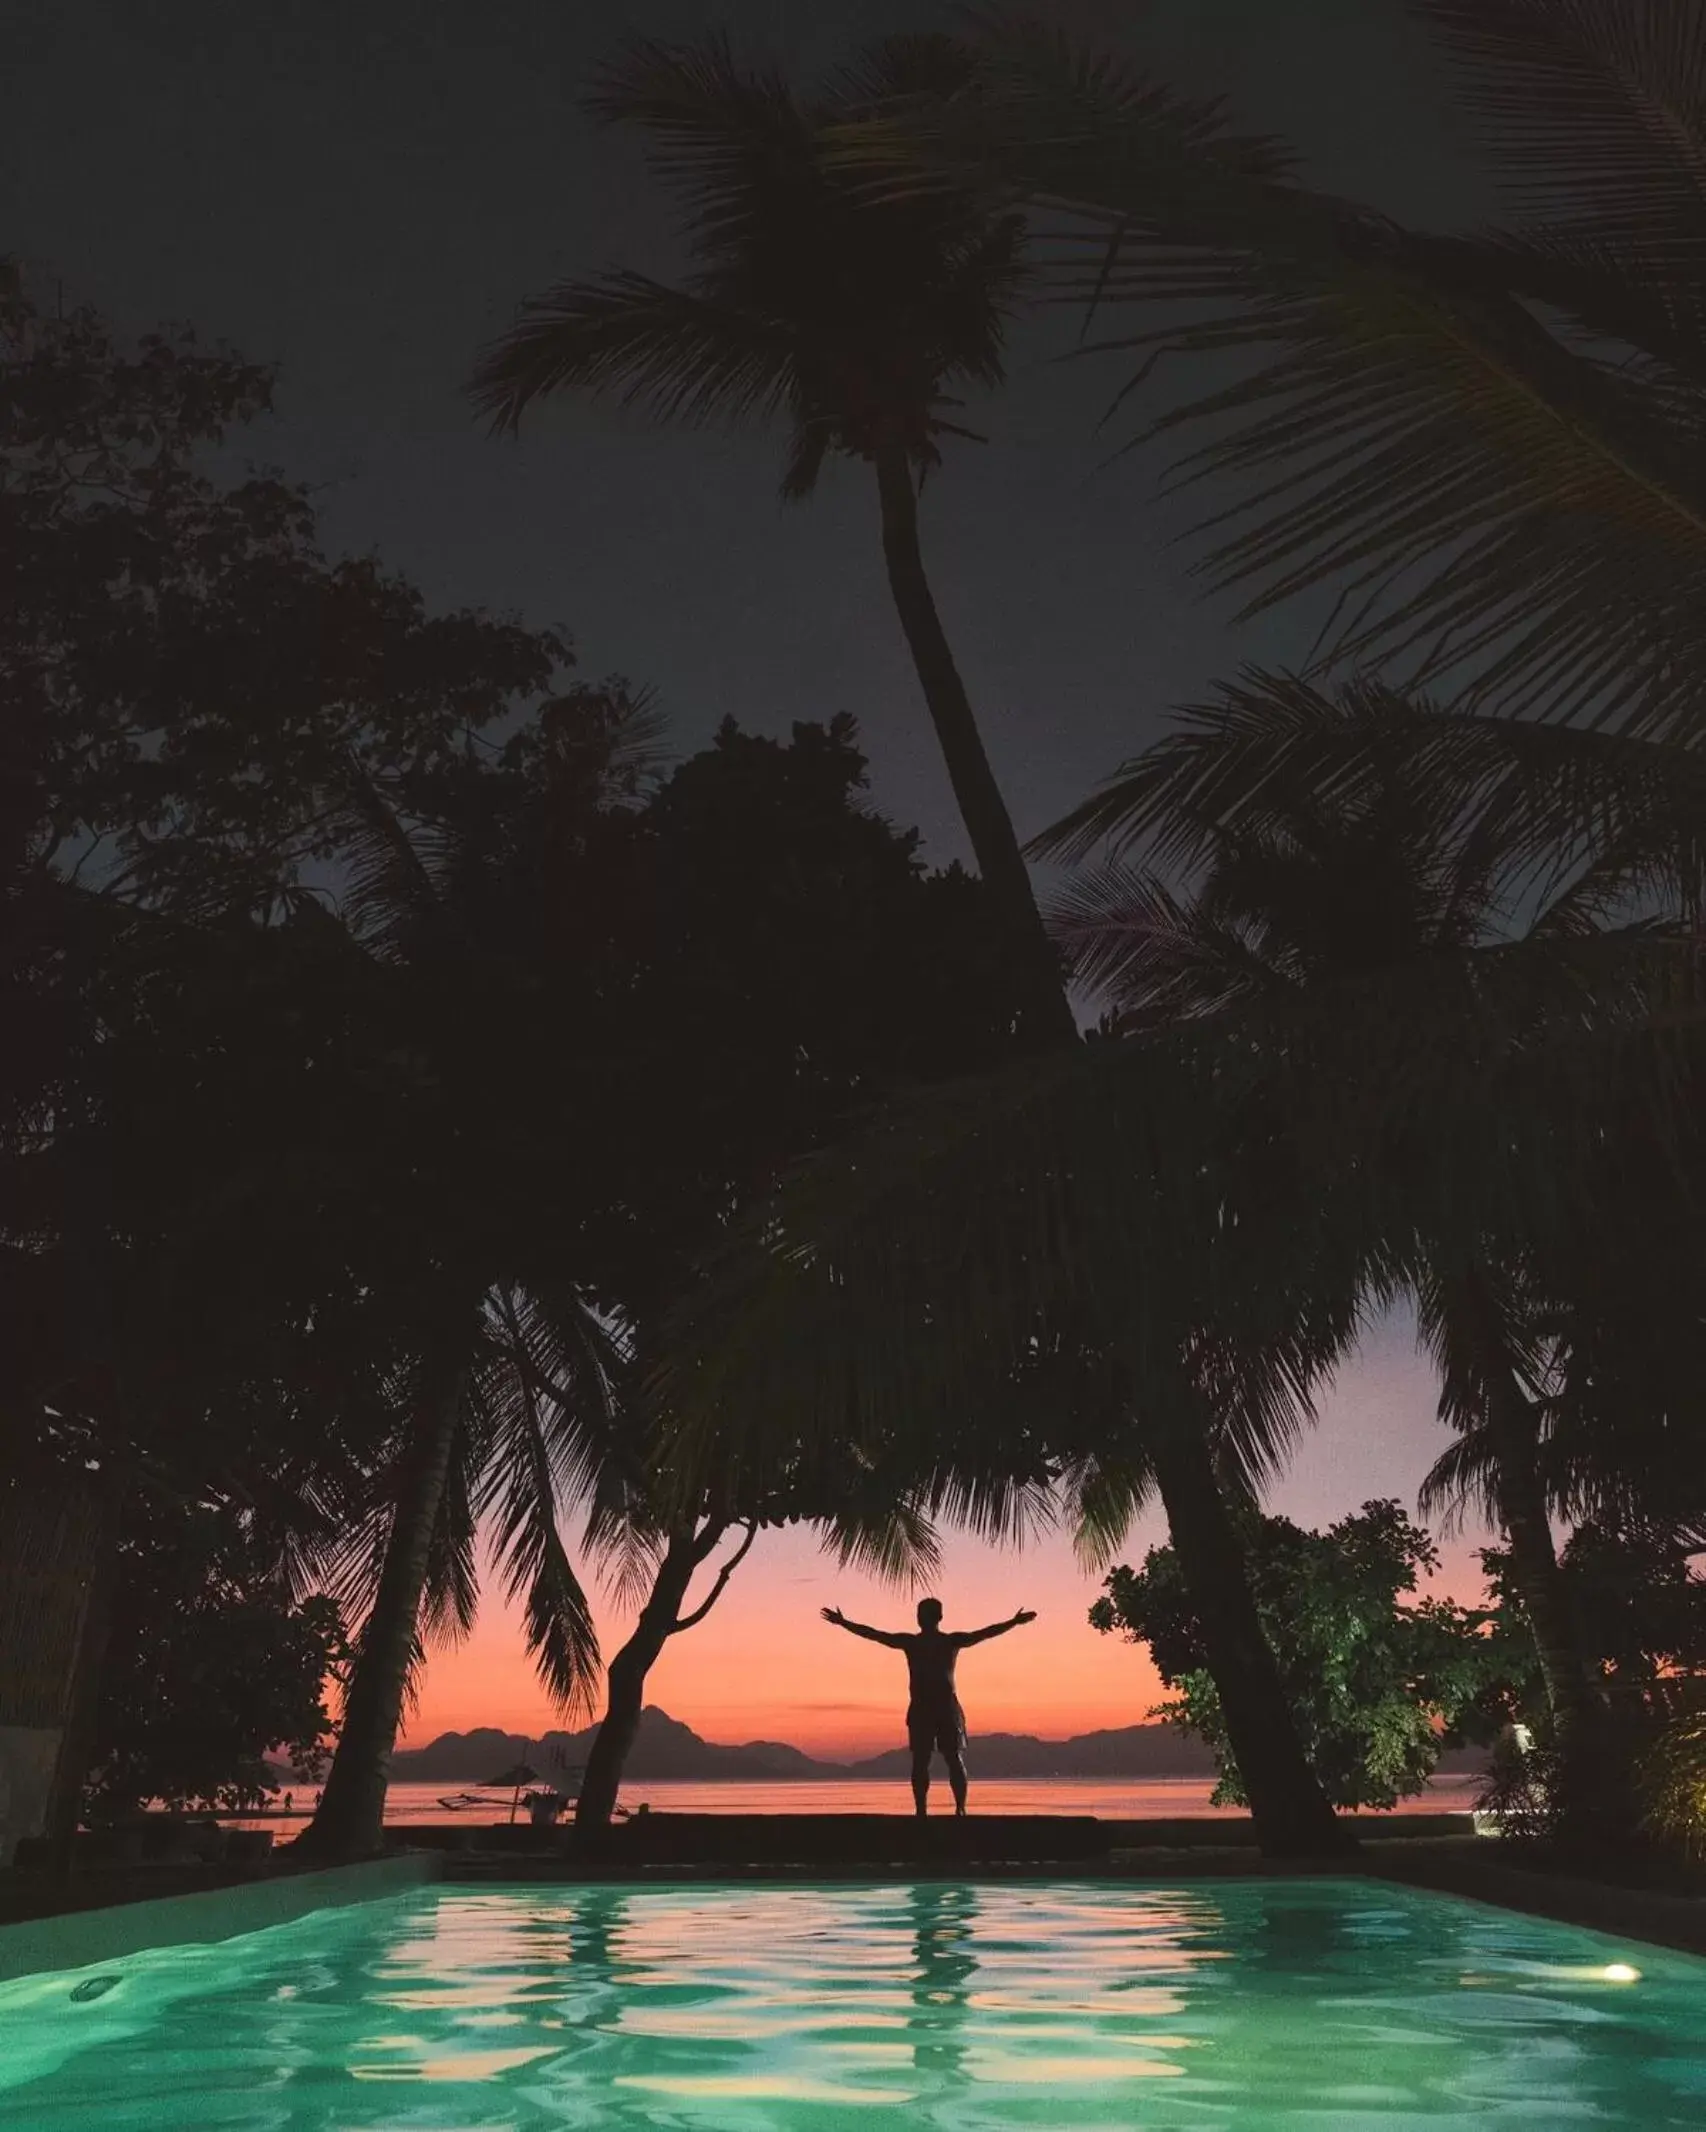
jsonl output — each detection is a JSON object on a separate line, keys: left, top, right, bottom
{"left": 1364, "top": 1848, "right": 1706, "bottom": 1962}
{"left": 0, "top": 1851, "right": 443, "bottom": 1982}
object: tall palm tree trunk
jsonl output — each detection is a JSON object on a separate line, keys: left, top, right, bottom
{"left": 1145, "top": 1390, "right": 1350, "bottom": 1857}
{"left": 575, "top": 1529, "right": 706, "bottom": 1832}
{"left": 872, "top": 442, "right": 1076, "bottom": 1050}
{"left": 299, "top": 1363, "right": 466, "bottom": 1861}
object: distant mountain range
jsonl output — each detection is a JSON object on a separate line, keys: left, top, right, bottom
{"left": 389, "top": 1708, "right": 1492, "bottom": 1786}
{"left": 390, "top": 1706, "right": 1227, "bottom": 1783}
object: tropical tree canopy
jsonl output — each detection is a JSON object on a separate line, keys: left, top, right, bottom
{"left": 1091, "top": 1500, "right": 1507, "bottom": 1810}
{"left": 84, "top": 1495, "right": 346, "bottom": 1820}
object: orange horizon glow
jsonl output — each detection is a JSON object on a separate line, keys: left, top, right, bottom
{"left": 399, "top": 1319, "right": 1492, "bottom": 1759}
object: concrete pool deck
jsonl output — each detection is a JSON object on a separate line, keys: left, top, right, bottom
{"left": 394, "top": 1808, "right": 1474, "bottom": 1864}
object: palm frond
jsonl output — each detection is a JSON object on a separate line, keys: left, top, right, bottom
{"left": 911, "top": 1467, "right": 1059, "bottom": 1551}
{"left": 1416, "top": 0, "right": 1706, "bottom": 269}
{"left": 1034, "top": 670, "right": 1706, "bottom": 928}
{"left": 332, "top": 755, "right": 461, "bottom": 962}
{"left": 469, "top": 273, "right": 796, "bottom": 437}
{"left": 778, "top": 418, "right": 831, "bottom": 500}
{"left": 823, "top": 30, "right": 979, "bottom": 115}
{"left": 1195, "top": 1311, "right": 1355, "bottom": 1503}
{"left": 817, "top": 1495, "right": 944, "bottom": 1588}
{"left": 470, "top": 1373, "right": 598, "bottom": 1716}
{"left": 584, "top": 1508, "right": 669, "bottom": 1609}
{"left": 1417, "top": 1424, "right": 1500, "bottom": 1529}
{"left": 490, "top": 1286, "right": 633, "bottom": 1503}
{"left": 904, "top": 19, "right": 1706, "bottom": 735}
{"left": 1047, "top": 862, "right": 1295, "bottom": 1022}
{"left": 471, "top": 1285, "right": 629, "bottom": 1713}
{"left": 419, "top": 1387, "right": 485, "bottom": 1646}
{"left": 649, "top": 922, "right": 1702, "bottom": 1513}
{"left": 588, "top": 33, "right": 811, "bottom": 248}
{"left": 1059, "top": 1448, "right": 1155, "bottom": 1572}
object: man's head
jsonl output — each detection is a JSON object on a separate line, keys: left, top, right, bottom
{"left": 916, "top": 1597, "right": 944, "bottom": 1630}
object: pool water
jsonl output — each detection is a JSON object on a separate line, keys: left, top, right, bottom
{"left": 0, "top": 1879, "right": 1701, "bottom": 2128}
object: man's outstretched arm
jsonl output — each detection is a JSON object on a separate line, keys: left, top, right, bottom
{"left": 953, "top": 1608, "right": 1038, "bottom": 1647}
{"left": 821, "top": 1605, "right": 906, "bottom": 1648}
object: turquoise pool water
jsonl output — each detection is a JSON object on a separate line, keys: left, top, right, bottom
{"left": 0, "top": 1879, "right": 1700, "bottom": 2128}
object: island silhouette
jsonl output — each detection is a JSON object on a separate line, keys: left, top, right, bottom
{"left": 387, "top": 1707, "right": 1222, "bottom": 1784}
{"left": 382, "top": 1709, "right": 1495, "bottom": 1787}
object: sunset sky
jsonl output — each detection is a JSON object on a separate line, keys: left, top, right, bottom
{"left": 403, "top": 1309, "right": 1492, "bottom": 1758}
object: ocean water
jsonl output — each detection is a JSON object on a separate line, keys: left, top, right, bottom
{"left": 2, "top": 1878, "right": 1700, "bottom": 2127}
{"left": 255, "top": 1772, "right": 1482, "bottom": 1826}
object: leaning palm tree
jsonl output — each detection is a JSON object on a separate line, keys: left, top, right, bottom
{"left": 300, "top": 1286, "right": 620, "bottom": 1858}
{"left": 1038, "top": 669, "right": 1706, "bottom": 1762}
{"left": 468, "top": 31, "right": 1071, "bottom": 1046}
{"left": 297, "top": 700, "right": 661, "bottom": 1860}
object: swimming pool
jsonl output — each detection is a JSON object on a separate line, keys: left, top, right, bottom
{"left": 0, "top": 1878, "right": 1700, "bottom": 2127}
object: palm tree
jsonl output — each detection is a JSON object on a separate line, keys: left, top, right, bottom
{"left": 467, "top": 32, "right": 1072, "bottom": 1048}
{"left": 297, "top": 700, "right": 659, "bottom": 1860}
{"left": 468, "top": 38, "right": 1379, "bottom": 1847}
{"left": 1038, "top": 670, "right": 1706, "bottom": 1762}
{"left": 654, "top": 979, "right": 1412, "bottom": 1855}
{"left": 872, "top": 7, "right": 1706, "bottom": 754}
{"left": 299, "top": 1286, "right": 620, "bottom": 1859}
{"left": 648, "top": 671, "right": 1703, "bottom": 1847}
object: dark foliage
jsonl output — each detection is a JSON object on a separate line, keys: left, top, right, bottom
{"left": 1091, "top": 1500, "right": 1506, "bottom": 1809}
{"left": 84, "top": 1497, "right": 345, "bottom": 1818}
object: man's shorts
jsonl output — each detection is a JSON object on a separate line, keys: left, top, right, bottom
{"left": 906, "top": 1699, "right": 967, "bottom": 1759}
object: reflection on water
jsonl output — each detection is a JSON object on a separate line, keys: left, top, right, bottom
{"left": 1, "top": 1879, "right": 1702, "bottom": 2128}
{"left": 906, "top": 1881, "right": 976, "bottom": 2090}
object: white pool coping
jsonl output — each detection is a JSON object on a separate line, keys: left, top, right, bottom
{"left": 0, "top": 1852, "right": 443, "bottom": 1982}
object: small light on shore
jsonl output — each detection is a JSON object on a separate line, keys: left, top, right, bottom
{"left": 1602, "top": 1964, "right": 1640, "bottom": 1984}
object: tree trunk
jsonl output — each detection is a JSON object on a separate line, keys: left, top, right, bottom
{"left": 1481, "top": 1376, "right": 1632, "bottom": 1843}
{"left": 0, "top": 1479, "right": 114, "bottom": 1869}
{"left": 1146, "top": 1410, "right": 1351, "bottom": 1858}
{"left": 1482, "top": 1380, "right": 1600, "bottom": 1739}
{"left": 575, "top": 1530, "right": 707, "bottom": 1831}
{"left": 298, "top": 1360, "right": 467, "bottom": 1861}
{"left": 40, "top": 1482, "right": 124, "bottom": 1880}
{"left": 872, "top": 442, "right": 1075, "bottom": 1051}
{"left": 875, "top": 438, "right": 1335, "bottom": 1855}
{"left": 1441, "top": 1272, "right": 1601, "bottom": 1738}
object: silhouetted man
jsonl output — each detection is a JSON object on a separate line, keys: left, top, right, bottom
{"left": 821, "top": 1597, "right": 1037, "bottom": 1816}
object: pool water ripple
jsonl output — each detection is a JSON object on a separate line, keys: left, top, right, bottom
{"left": 0, "top": 1879, "right": 1701, "bottom": 2128}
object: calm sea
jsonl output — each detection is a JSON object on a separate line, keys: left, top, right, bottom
{"left": 251, "top": 1773, "right": 1482, "bottom": 1825}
